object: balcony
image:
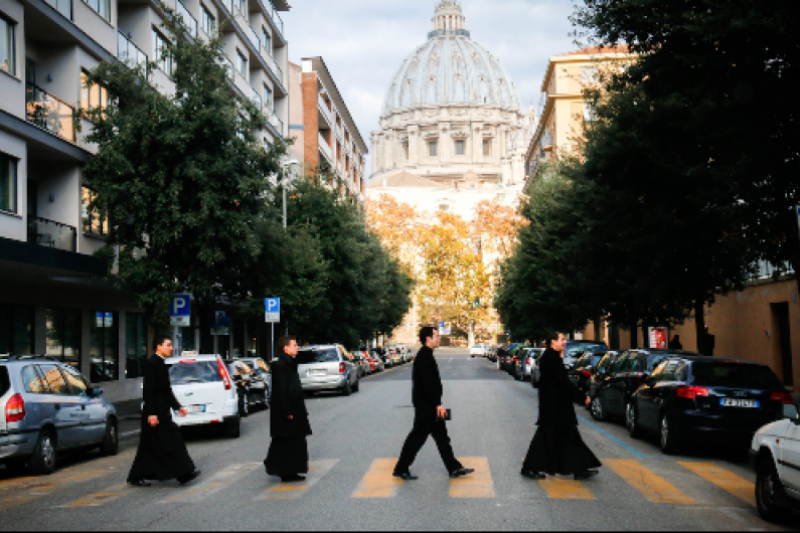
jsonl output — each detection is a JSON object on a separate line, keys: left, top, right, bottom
{"left": 118, "top": 31, "right": 148, "bottom": 69}
{"left": 269, "top": 111, "right": 283, "bottom": 136}
{"left": 256, "top": 0, "right": 284, "bottom": 39}
{"left": 175, "top": 0, "right": 198, "bottom": 38}
{"left": 26, "top": 84, "right": 75, "bottom": 143}
{"left": 44, "top": 0, "right": 73, "bottom": 20}
{"left": 219, "top": 55, "right": 234, "bottom": 80}
{"left": 261, "top": 49, "right": 284, "bottom": 86}
{"left": 27, "top": 216, "right": 77, "bottom": 253}
{"left": 245, "top": 22, "right": 260, "bottom": 51}
{"left": 250, "top": 87, "right": 262, "bottom": 109}
{"left": 221, "top": 0, "right": 233, "bottom": 15}
{"left": 318, "top": 94, "right": 332, "bottom": 125}
{"left": 318, "top": 133, "right": 332, "bottom": 162}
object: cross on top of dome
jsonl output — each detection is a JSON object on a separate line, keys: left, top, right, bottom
{"left": 432, "top": 0, "right": 466, "bottom": 36}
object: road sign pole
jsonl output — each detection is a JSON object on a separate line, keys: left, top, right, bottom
{"left": 271, "top": 322, "right": 275, "bottom": 360}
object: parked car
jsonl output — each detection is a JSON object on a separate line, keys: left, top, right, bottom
{"left": 514, "top": 346, "right": 539, "bottom": 381}
{"left": 563, "top": 340, "right": 608, "bottom": 369}
{"left": 0, "top": 355, "right": 119, "bottom": 475}
{"left": 162, "top": 354, "right": 241, "bottom": 437}
{"left": 351, "top": 352, "right": 369, "bottom": 378}
{"left": 627, "top": 356, "right": 793, "bottom": 455}
{"left": 494, "top": 344, "right": 508, "bottom": 370}
{"left": 237, "top": 357, "right": 272, "bottom": 405}
{"left": 296, "top": 345, "right": 359, "bottom": 396}
{"left": 567, "top": 352, "right": 607, "bottom": 395}
{"left": 486, "top": 345, "right": 498, "bottom": 362}
{"left": 750, "top": 404, "right": 800, "bottom": 523}
{"left": 368, "top": 352, "right": 385, "bottom": 373}
{"left": 370, "top": 348, "right": 390, "bottom": 370}
{"left": 390, "top": 349, "right": 403, "bottom": 366}
{"left": 589, "top": 349, "right": 697, "bottom": 422}
{"left": 499, "top": 344, "right": 521, "bottom": 372}
{"left": 470, "top": 345, "right": 487, "bottom": 358}
{"left": 508, "top": 344, "right": 528, "bottom": 375}
{"left": 586, "top": 351, "right": 623, "bottom": 399}
{"left": 223, "top": 359, "right": 269, "bottom": 417}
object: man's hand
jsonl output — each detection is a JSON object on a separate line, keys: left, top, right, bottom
{"left": 436, "top": 405, "right": 448, "bottom": 419}
{"left": 148, "top": 415, "right": 159, "bottom": 427}
{"left": 178, "top": 408, "right": 187, "bottom": 417}
{"left": 584, "top": 397, "right": 591, "bottom": 406}
{"left": 287, "top": 415, "right": 294, "bottom": 421}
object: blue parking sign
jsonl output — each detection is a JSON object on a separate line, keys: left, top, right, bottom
{"left": 265, "top": 298, "right": 280, "bottom": 323}
{"left": 170, "top": 294, "right": 191, "bottom": 327}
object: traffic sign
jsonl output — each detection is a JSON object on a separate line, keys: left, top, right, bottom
{"left": 170, "top": 294, "right": 191, "bottom": 327}
{"left": 211, "top": 309, "right": 229, "bottom": 336}
{"left": 265, "top": 298, "right": 281, "bottom": 323}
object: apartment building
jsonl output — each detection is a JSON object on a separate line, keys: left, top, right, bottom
{"left": 288, "top": 57, "right": 367, "bottom": 201}
{"left": 523, "top": 46, "right": 632, "bottom": 189}
{"left": 0, "top": 0, "right": 290, "bottom": 410}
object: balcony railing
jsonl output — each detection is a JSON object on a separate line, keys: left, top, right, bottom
{"left": 26, "top": 84, "right": 75, "bottom": 142}
{"left": 256, "top": 0, "right": 284, "bottom": 38}
{"left": 27, "top": 216, "right": 77, "bottom": 253}
{"left": 269, "top": 111, "right": 283, "bottom": 135}
{"left": 175, "top": 0, "right": 198, "bottom": 38}
{"left": 219, "top": 55, "right": 234, "bottom": 80}
{"left": 44, "top": 0, "right": 73, "bottom": 20}
{"left": 221, "top": 0, "right": 233, "bottom": 15}
{"left": 318, "top": 94, "right": 332, "bottom": 124}
{"left": 118, "top": 31, "right": 148, "bottom": 69}
{"left": 260, "top": 51, "right": 284, "bottom": 87}
{"left": 245, "top": 22, "right": 260, "bottom": 51}
{"left": 318, "top": 133, "right": 333, "bottom": 162}
{"left": 250, "top": 87, "right": 262, "bottom": 109}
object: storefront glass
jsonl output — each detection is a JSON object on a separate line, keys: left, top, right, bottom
{"left": 90, "top": 311, "right": 118, "bottom": 382}
{"left": 0, "top": 304, "right": 34, "bottom": 354}
{"left": 45, "top": 308, "right": 81, "bottom": 367}
{"left": 125, "top": 313, "right": 147, "bottom": 379}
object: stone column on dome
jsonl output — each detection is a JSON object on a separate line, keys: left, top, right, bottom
{"left": 472, "top": 123, "right": 484, "bottom": 166}
{"left": 408, "top": 125, "right": 420, "bottom": 168}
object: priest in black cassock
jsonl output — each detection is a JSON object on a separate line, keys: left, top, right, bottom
{"left": 127, "top": 334, "right": 201, "bottom": 487}
{"left": 265, "top": 336, "right": 312, "bottom": 482}
{"left": 521, "top": 331, "right": 602, "bottom": 481}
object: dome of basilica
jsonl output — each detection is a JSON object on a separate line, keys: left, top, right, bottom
{"left": 381, "top": 0, "right": 521, "bottom": 117}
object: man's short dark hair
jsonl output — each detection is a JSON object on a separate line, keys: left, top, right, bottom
{"left": 419, "top": 326, "right": 436, "bottom": 345}
{"left": 153, "top": 333, "right": 172, "bottom": 351}
{"left": 277, "top": 336, "right": 296, "bottom": 355}
{"left": 545, "top": 331, "right": 561, "bottom": 348}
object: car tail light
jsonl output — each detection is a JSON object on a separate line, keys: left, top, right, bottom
{"left": 581, "top": 369, "right": 592, "bottom": 378}
{"left": 5, "top": 394, "right": 25, "bottom": 423}
{"left": 217, "top": 359, "right": 232, "bottom": 390}
{"left": 526, "top": 358, "right": 532, "bottom": 365}
{"left": 771, "top": 392, "right": 794, "bottom": 405}
{"left": 677, "top": 386, "right": 710, "bottom": 400}
{"left": 339, "top": 362, "right": 346, "bottom": 374}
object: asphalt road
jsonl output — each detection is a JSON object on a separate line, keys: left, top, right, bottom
{"left": 0, "top": 348, "right": 795, "bottom": 531}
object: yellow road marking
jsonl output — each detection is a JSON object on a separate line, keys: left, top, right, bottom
{"left": 449, "top": 457, "right": 495, "bottom": 498}
{"left": 606, "top": 459, "right": 696, "bottom": 505}
{"left": 539, "top": 478, "right": 595, "bottom": 500}
{"left": 0, "top": 469, "right": 114, "bottom": 510}
{"left": 0, "top": 476, "right": 37, "bottom": 490}
{"left": 352, "top": 458, "right": 403, "bottom": 499}
{"left": 161, "top": 463, "right": 262, "bottom": 504}
{"left": 256, "top": 459, "right": 339, "bottom": 501}
{"left": 66, "top": 486, "right": 129, "bottom": 508}
{"left": 679, "top": 462, "right": 755, "bottom": 507}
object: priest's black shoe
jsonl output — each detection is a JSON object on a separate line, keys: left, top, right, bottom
{"left": 574, "top": 469, "right": 599, "bottom": 481}
{"left": 280, "top": 475, "right": 306, "bottom": 482}
{"left": 127, "top": 479, "right": 152, "bottom": 488}
{"left": 449, "top": 468, "right": 475, "bottom": 479}
{"left": 392, "top": 471, "right": 418, "bottom": 481}
{"left": 178, "top": 470, "right": 202, "bottom": 485}
{"left": 520, "top": 469, "right": 546, "bottom": 480}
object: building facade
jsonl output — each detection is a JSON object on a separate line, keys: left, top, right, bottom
{"left": 0, "top": 0, "right": 291, "bottom": 410}
{"left": 288, "top": 56, "right": 368, "bottom": 200}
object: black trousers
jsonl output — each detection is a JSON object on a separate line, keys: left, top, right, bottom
{"left": 395, "top": 415, "right": 462, "bottom": 474}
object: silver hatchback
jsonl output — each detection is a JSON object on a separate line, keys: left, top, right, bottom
{"left": 296, "top": 345, "right": 359, "bottom": 396}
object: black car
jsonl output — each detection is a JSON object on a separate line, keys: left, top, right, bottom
{"left": 224, "top": 359, "right": 269, "bottom": 417}
{"left": 567, "top": 352, "right": 606, "bottom": 395}
{"left": 587, "top": 351, "right": 622, "bottom": 399}
{"left": 589, "top": 349, "right": 700, "bottom": 422}
{"left": 563, "top": 340, "right": 608, "bottom": 369}
{"left": 627, "top": 356, "right": 793, "bottom": 454}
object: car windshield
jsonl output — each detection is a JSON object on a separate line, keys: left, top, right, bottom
{"left": 691, "top": 362, "right": 784, "bottom": 389}
{"left": 566, "top": 344, "right": 607, "bottom": 357}
{"left": 297, "top": 348, "right": 339, "bottom": 365}
{"left": 0, "top": 367, "right": 9, "bottom": 397}
{"left": 169, "top": 361, "right": 222, "bottom": 385}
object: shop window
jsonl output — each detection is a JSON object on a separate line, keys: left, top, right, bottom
{"left": 46, "top": 308, "right": 81, "bottom": 368}
{"left": 81, "top": 186, "right": 108, "bottom": 236}
{"left": 90, "top": 311, "right": 118, "bottom": 382}
{"left": 455, "top": 140, "right": 465, "bottom": 156}
{"left": 1, "top": 16, "right": 15, "bottom": 76}
{"left": 0, "top": 304, "right": 34, "bottom": 354}
{"left": 0, "top": 152, "right": 17, "bottom": 213}
{"left": 84, "top": 0, "right": 111, "bottom": 21}
{"left": 125, "top": 313, "right": 147, "bottom": 379}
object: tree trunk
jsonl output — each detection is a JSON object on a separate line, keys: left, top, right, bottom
{"left": 694, "top": 298, "right": 707, "bottom": 355}
{"left": 629, "top": 320, "right": 637, "bottom": 349}
{"left": 468, "top": 322, "right": 475, "bottom": 348}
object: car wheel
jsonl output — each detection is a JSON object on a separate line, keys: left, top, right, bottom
{"left": 341, "top": 379, "right": 352, "bottom": 397}
{"left": 262, "top": 390, "right": 269, "bottom": 410}
{"left": 100, "top": 419, "right": 119, "bottom": 456}
{"left": 626, "top": 403, "right": 643, "bottom": 439}
{"left": 224, "top": 416, "right": 241, "bottom": 439}
{"left": 240, "top": 394, "right": 250, "bottom": 418}
{"left": 659, "top": 414, "right": 681, "bottom": 455}
{"left": 353, "top": 378, "right": 360, "bottom": 393}
{"left": 590, "top": 396, "right": 607, "bottom": 421}
{"left": 756, "top": 456, "right": 791, "bottom": 523}
{"left": 30, "top": 429, "right": 57, "bottom": 476}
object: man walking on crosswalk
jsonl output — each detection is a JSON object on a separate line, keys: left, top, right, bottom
{"left": 393, "top": 326, "right": 474, "bottom": 481}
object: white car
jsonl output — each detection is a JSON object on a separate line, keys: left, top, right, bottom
{"left": 469, "top": 345, "right": 486, "bottom": 358}
{"left": 750, "top": 404, "right": 800, "bottom": 522}
{"left": 165, "top": 354, "right": 241, "bottom": 438}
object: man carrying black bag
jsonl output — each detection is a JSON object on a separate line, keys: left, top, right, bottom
{"left": 393, "top": 327, "right": 473, "bottom": 481}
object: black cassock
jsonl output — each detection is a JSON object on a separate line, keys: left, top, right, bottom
{"left": 523, "top": 348, "right": 602, "bottom": 476}
{"left": 265, "top": 353, "right": 312, "bottom": 478}
{"left": 128, "top": 355, "right": 196, "bottom": 483}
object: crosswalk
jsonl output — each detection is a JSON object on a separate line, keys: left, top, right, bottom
{"left": 0, "top": 457, "right": 758, "bottom": 512}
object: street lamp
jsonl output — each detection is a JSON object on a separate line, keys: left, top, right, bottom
{"left": 280, "top": 158, "right": 300, "bottom": 229}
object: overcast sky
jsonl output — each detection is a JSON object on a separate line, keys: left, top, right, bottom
{"left": 284, "top": 0, "right": 580, "bottom": 178}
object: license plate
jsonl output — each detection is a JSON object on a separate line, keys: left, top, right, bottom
{"left": 721, "top": 399, "right": 759, "bottom": 408}
{"left": 307, "top": 369, "right": 326, "bottom": 376}
{"left": 184, "top": 404, "right": 206, "bottom": 414}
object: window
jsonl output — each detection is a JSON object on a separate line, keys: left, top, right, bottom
{"left": 152, "top": 29, "right": 173, "bottom": 75}
{"left": 62, "top": 365, "right": 89, "bottom": 395}
{"left": 90, "top": 311, "right": 118, "bottom": 382}
{"left": 237, "top": 0, "right": 246, "bottom": 12}
{"left": 263, "top": 84, "right": 273, "bottom": 110}
{"left": 125, "top": 313, "right": 147, "bottom": 379}
{"left": 429, "top": 140, "right": 437, "bottom": 157}
{"left": 81, "top": 187, "right": 108, "bottom": 236}
{"left": 296, "top": 348, "right": 339, "bottom": 365}
{"left": 580, "top": 66, "right": 600, "bottom": 84}
{"left": 80, "top": 70, "right": 108, "bottom": 119}
{"left": 455, "top": 140, "right": 465, "bottom": 156}
{"left": 46, "top": 308, "right": 81, "bottom": 368}
{"left": 236, "top": 49, "right": 247, "bottom": 77}
{"left": 1, "top": 16, "right": 15, "bottom": 76}
{"left": 584, "top": 102, "right": 597, "bottom": 122}
{"left": 483, "top": 139, "right": 491, "bottom": 156}
{"left": 201, "top": 4, "right": 215, "bottom": 36}
{"left": 0, "top": 304, "right": 34, "bottom": 354}
{"left": 84, "top": 0, "right": 111, "bottom": 21}
{"left": 21, "top": 366, "right": 48, "bottom": 394}
{"left": 262, "top": 28, "right": 271, "bottom": 55}
{"left": 0, "top": 153, "right": 17, "bottom": 213}
{"left": 39, "top": 364, "right": 71, "bottom": 395}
